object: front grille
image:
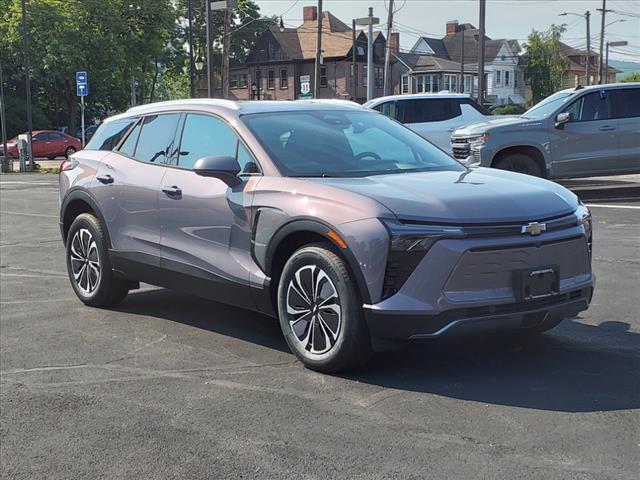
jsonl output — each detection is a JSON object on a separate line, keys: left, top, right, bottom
{"left": 451, "top": 137, "right": 471, "bottom": 160}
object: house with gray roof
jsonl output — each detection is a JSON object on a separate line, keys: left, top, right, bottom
{"left": 393, "top": 20, "right": 526, "bottom": 106}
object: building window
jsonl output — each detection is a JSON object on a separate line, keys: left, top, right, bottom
{"left": 514, "top": 72, "right": 518, "bottom": 88}
{"left": 401, "top": 74, "right": 409, "bottom": 94}
{"left": 362, "top": 65, "right": 367, "bottom": 87}
{"left": 414, "top": 74, "right": 440, "bottom": 93}
{"left": 267, "top": 69, "right": 275, "bottom": 89}
{"left": 230, "top": 75, "right": 238, "bottom": 89}
{"left": 495, "top": 70, "right": 502, "bottom": 86}
{"left": 443, "top": 74, "right": 457, "bottom": 92}
{"left": 505, "top": 70, "right": 510, "bottom": 86}
{"left": 320, "top": 65, "right": 328, "bottom": 87}
{"left": 230, "top": 74, "right": 247, "bottom": 89}
{"left": 375, "top": 67, "right": 384, "bottom": 88}
{"left": 280, "top": 69, "right": 288, "bottom": 89}
{"left": 349, "top": 64, "right": 356, "bottom": 87}
{"left": 464, "top": 75, "right": 473, "bottom": 93}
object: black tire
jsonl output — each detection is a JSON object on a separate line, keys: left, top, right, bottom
{"left": 495, "top": 153, "right": 543, "bottom": 177}
{"left": 65, "top": 146, "right": 76, "bottom": 158}
{"left": 48, "top": 156, "right": 56, "bottom": 160}
{"left": 277, "top": 243, "right": 372, "bottom": 373}
{"left": 65, "top": 213, "right": 129, "bottom": 307}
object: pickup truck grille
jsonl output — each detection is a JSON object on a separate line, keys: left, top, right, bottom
{"left": 451, "top": 138, "right": 470, "bottom": 160}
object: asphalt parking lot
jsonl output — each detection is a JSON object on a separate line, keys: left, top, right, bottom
{"left": 1, "top": 174, "right": 638, "bottom": 479}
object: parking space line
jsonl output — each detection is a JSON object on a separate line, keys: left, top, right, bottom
{"left": 585, "top": 204, "right": 640, "bottom": 210}
{"left": 0, "top": 211, "right": 58, "bottom": 218}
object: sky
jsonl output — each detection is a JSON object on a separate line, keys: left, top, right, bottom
{"left": 254, "top": 0, "right": 640, "bottom": 62}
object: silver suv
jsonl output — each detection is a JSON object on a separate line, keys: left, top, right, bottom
{"left": 452, "top": 83, "right": 640, "bottom": 178}
{"left": 59, "top": 100, "right": 594, "bottom": 372}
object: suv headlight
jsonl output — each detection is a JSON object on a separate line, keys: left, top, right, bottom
{"left": 469, "top": 132, "right": 490, "bottom": 146}
{"left": 380, "top": 220, "right": 465, "bottom": 299}
{"left": 576, "top": 203, "right": 592, "bottom": 256}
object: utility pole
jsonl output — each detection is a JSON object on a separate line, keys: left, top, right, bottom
{"left": 597, "top": 0, "right": 612, "bottom": 84}
{"left": 585, "top": 11, "right": 591, "bottom": 85}
{"left": 206, "top": 0, "right": 214, "bottom": 97}
{"left": 356, "top": 8, "right": 380, "bottom": 102}
{"left": 314, "top": 0, "right": 323, "bottom": 98}
{"left": 0, "top": 58, "right": 9, "bottom": 173}
{"left": 478, "top": 0, "right": 486, "bottom": 104}
{"left": 222, "top": 6, "right": 231, "bottom": 99}
{"left": 188, "top": 0, "right": 195, "bottom": 98}
{"left": 20, "top": 0, "right": 33, "bottom": 171}
{"left": 383, "top": 0, "right": 394, "bottom": 96}
{"left": 459, "top": 26, "right": 465, "bottom": 93}
{"left": 352, "top": 19, "right": 358, "bottom": 100}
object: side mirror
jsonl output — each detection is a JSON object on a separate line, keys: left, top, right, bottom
{"left": 193, "top": 155, "right": 242, "bottom": 186}
{"left": 555, "top": 112, "right": 572, "bottom": 128}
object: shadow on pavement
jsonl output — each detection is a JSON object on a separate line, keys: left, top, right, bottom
{"left": 117, "top": 289, "right": 639, "bottom": 413}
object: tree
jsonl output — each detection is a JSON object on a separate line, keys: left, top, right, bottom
{"left": 620, "top": 72, "right": 640, "bottom": 83}
{"left": 524, "top": 24, "right": 568, "bottom": 104}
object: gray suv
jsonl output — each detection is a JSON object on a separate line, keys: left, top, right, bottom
{"left": 452, "top": 83, "right": 640, "bottom": 178}
{"left": 59, "top": 100, "right": 594, "bottom": 372}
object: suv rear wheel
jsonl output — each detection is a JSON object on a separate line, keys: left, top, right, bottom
{"left": 277, "top": 243, "right": 372, "bottom": 373}
{"left": 66, "top": 213, "right": 129, "bottom": 307}
{"left": 495, "top": 153, "right": 543, "bottom": 177}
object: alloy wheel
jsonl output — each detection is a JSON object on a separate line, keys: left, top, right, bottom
{"left": 286, "top": 264, "right": 342, "bottom": 355}
{"left": 69, "top": 228, "right": 101, "bottom": 295}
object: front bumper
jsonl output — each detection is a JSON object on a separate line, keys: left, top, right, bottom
{"left": 365, "top": 287, "right": 592, "bottom": 339}
{"left": 363, "top": 224, "right": 594, "bottom": 340}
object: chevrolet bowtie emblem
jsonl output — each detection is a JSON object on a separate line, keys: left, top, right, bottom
{"left": 521, "top": 222, "right": 546, "bottom": 236}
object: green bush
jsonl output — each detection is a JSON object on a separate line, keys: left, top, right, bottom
{"left": 4, "top": 94, "right": 51, "bottom": 139}
{"left": 620, "top": 72, "right": 640, "bottom": 83}
{"left": 491, "top": 104, "right": 527, "bottom": 115}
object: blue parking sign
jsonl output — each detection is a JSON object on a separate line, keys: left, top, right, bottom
{"left": 76, "top": 71, "right": 87, "bottom": 84}
{"left": 77, "top": 83, "right": 88, "bottom": 97}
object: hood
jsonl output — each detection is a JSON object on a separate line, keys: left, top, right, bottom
{"left": 310, "top": 168, "right": 578, "bottom": 224}
{"left": 453, "top": 116, "right": 542, "bottom": 136}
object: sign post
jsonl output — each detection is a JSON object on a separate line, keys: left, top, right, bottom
{"left": 76, "top": 71, "right": 88, "bottom": 147}
{"left": 356, "top": 9, "right": 380, "bottom": 102}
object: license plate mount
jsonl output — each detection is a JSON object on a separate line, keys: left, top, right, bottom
{"left": 514, "top": 266, "right": 560, "bottom": 302}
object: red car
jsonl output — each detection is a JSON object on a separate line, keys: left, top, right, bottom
{"left": 1, "top": 130, "right": 82, "bottom": 159}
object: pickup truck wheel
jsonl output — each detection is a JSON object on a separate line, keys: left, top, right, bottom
{"left": 495, "top": 154, "right": 543, "bottom": 178}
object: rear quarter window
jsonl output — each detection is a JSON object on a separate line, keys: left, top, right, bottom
{"left": 610, "top": 88, "right": 640, "bottom": 119}
{"left": 399, "top": 99, "right": 461, "bottom": 123}
{"left": 86, "top": 118, "right": 138, "bottom": 151}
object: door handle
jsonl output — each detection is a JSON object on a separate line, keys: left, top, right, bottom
{"left": 96, "top": 174, "right": 114, "bottom": 184}
{"left": 162, "top": 185, "right": 182, "bottom": 197}
{"left": 599, "top": 125, "right": 616, "bottom": 131}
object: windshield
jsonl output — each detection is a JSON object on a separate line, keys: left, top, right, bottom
{"left": 242, "top": 110, "right": 464, "bottom": 177}
{"left": 522, "top": 91, "right": 575, "bottom": 120}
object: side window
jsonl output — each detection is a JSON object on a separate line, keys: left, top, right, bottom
{"left": 118, "top": 121, "right": 142, "bottom": 157}
{"left": 35, "top": 133, "right": 49, "bottom": 141}
{"left": 610, "top": 88, "right": 640, "bottom": 119}
{"left": 177, "top": 114, "right": 238, "bottom": 170}
{"left": 87, "top": 118, "right": 138, "bottom": 151}
{"left": 564, "top": 91, "right": 611, "bottom": 122}
{"left": 402, "top": 99, "right": 460, "bottom": 123}
{"left": 134, "top": 114, "right": 181, "bottom": 164}
{"left": 375, "top": 101, "right": 398, "bottom": 121}
{"left": 49, "top": 132, "right": 62, "bottom": 140}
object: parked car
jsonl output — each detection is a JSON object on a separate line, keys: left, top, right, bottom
{"left": 364, "top": 93, "right": 498, "bottom": 152}
{"left": 1, "top": 130, "right": 82, "bottom": 159}
{"left": 451, "top": 83, "right": 640, "bottom": 178}
{"left": 59, "top": 99, "right": 594, "bottom": 373}
{"left": 75, "top": 124, "right": 99, "bottom": 142}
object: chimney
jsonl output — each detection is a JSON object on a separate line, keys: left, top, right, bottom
{"left": 446, "top": 20, "right": 459, "bottom": 36}
{"left": 303, "top": 6, "right": 318, "bottom": 22}
{"left": 390, "top": 32, "right": 400, "bottom": 54}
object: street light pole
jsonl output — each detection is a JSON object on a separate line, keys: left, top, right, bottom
{"left": 606, "top": 40, "right": 628, "bottom": 83}
{"left": 597, "top": 0, "right": 612, "bottom": 84}
{"left": 356, "top": 8, "right": 380, "bottom": 102}
{"left": 206, "top": 0, "right": 214, "bottom": 97}
{"left": 188, "top": 0, "right": 195, "bottom": 98}
{"left": 314, "top": 0, "right": 323, "bottom": 98}
{"left": 585, "top": 11, "right": 591, "bottom": 85}
{"left": 478, "top": 0, "right": 486, "bottom": 104}
{"left": 383, "top": 0, "right": 394, "bottom": 96}
{"left": 20, "top": 0, "right": 33, "bottom": 171}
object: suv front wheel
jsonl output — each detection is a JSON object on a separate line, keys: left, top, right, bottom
{"left": 277, "top": 243, "right": 372, "bottom": 373}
